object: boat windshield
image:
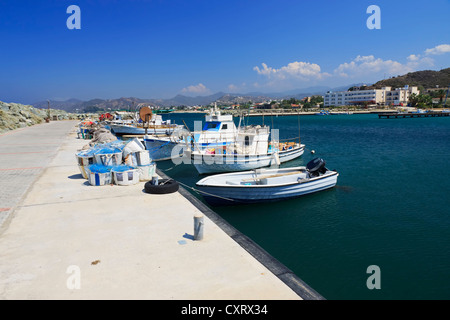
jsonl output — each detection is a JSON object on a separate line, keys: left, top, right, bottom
{"left": 203, "top": 121, "right": 221, "bottom": 131}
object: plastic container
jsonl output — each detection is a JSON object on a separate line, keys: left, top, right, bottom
{"left": 87, "top": 164, "right": 113, "bottom": 186}
{"left": 94, "top": 147, "right": 123, "bottom": 166}
{"left": 76, "top": 150, "right": 97, "bottom": 179}
{"left": 111, "top": 165, "right": 140, "bottom": 186}
{"left": 123, "top": 138, "right": 145, "bottom": 155}
{"left": 137, "top": 163, "right": 156, "bottom": 181}
{"left": 124, "top": 150, "right": 151, "bottom": 166}
{"left": 135, "top": 150, "right": 151, "bottom": 166}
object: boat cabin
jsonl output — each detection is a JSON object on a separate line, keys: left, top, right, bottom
{"left": 228, "top": 125, "right": 270, "bottom": 155}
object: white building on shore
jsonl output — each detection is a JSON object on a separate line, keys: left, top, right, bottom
{"left": 324, "top": 85, "right": 419, "bottom": 107}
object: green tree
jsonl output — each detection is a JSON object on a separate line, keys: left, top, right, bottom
{"left": 436, "top": 89, "right": 446, "bottom": 104}
{"left": 410, "top": 93, "right": 432, "bottom": 108}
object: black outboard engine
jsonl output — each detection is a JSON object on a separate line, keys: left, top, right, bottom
{"left": 306, "top": 158, "right": 327, "bottom": 177}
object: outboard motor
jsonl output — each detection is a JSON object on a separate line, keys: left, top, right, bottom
{"left": 306, "top": 158, "right": 327, "bottom": 177}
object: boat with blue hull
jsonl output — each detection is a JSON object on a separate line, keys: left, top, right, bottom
{"left": 109, "top": 113, "right": 182, "bottom": 136}
{"left": 195, "top": 158, "right": 338, "bottom": 205}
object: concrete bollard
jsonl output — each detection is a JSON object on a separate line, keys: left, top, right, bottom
{"left": 194, "top": 213, "right": 204, "bottom": 241}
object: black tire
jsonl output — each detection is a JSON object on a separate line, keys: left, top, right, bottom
{"left": 144, "top": 179, "right": 179, "bottom": 194}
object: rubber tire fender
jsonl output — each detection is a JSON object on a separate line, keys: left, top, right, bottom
{"left": 144, "top": 179, "right": 179, "bottom": 194}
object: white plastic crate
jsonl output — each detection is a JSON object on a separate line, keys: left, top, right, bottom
{"left": 137, "top": 163, "right": 156, "bottom": 181}
{"left": 112, "top": 167, "right": 140, "bottom": 186}
{"left": 95, "top": 152, "right": 122, "bottom": 166}
{"left": 88, "top": 171, "right": 112, "bottom": 186}
{"left": 124, "top": 150, "right": 151, "bottom": 166}
{"left": 76, "top": 152, "right": 96, "bottom": 179}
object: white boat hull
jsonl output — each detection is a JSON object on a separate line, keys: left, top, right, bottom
{"left": 196, "top": 167, "right": 338, "bottom": 205}
{"left": 110, "top": 124, "right": 179, "bottom": 136}
{"left": 192, "top": 145, "right": 304, "bottom": 174}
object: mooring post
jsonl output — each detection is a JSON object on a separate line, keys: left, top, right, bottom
{"left": 194, "top": 213, "right": 204, "bottom": 241}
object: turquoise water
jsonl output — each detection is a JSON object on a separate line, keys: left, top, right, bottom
{"left": 158, "top": 112, "right": 450, "bottom": 300}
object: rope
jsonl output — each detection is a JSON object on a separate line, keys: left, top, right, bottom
{"left": 160, "top": 163, "right": 179, "bottom": 172}
{"left": 178, "top": 181, "right": 236, "bottom": 202}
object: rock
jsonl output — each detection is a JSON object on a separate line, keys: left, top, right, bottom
{"left": 0, "top": 100, "right": 80, "bottom": 133}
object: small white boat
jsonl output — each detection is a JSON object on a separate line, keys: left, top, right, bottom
{"left": 143, "top": 107, "right": 239, "bottom": 161}
{"left": 190, "top": 124, "right": 305, "bottom": 174}
{"left": 109, "top": 114, "right": 182, "bottom": 136}
{"left": 195, "top": 158, "right": 338, "bottom": 205}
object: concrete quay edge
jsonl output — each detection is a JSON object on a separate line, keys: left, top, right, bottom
{"left": 158, "top": 168, "right": 325, "bottom": 300}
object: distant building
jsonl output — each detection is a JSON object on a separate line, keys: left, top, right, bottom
{"left": 255, "top": 103, "right": 273, "bottom": 110}
{"left": 384, "top": 86, "right": 420, "bottom": 106}
{"left": 324, "top": 85, "right": 419, "bottom": 107}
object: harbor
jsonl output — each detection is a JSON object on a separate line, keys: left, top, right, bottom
{"left": 2, "top": 0, "right": 449, "bottom": 303}
{"left": 155, "top": 111, "right": 450, "bottom": 300}
{"left": 1, "top": 107, "right": 450, "bottom": 300}
{"left": 0, "top": 120, "right": 321, "bottom": 300}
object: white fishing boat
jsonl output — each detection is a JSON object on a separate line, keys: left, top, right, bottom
{"left": 195, "top": 158, "right": 338, "bottom": 205}
{"left": 190, "top": 124, "right": 305, "bottom": 174}
{"left": 109, "top": 113, "right": 182, "bottom": 136}
{"left": 143, "top": 107, "right": 239, "bottom": 161}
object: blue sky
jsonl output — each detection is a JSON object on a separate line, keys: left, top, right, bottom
{"left": 1, "top": 0, "right": 449, "bottom": 104}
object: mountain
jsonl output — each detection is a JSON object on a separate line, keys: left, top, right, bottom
{"left": 27, "top": 68, "right": 450, "bottom": 112}
{"left": 160, "top": 92, "right": 227, "bottom": 107}
{"left": 367, "top": 68, "right": 450, "bottom": 89}
{"left": 30, "top": 86, "right": 351, "bottom": 112}
{"left": 33, "top": 98, "right": 83, "bottom": 112}
{"left": 38, "top": 73, "right": 450, "bottom": 113}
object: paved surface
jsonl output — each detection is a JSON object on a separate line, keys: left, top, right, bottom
{"left": 0, "top": 121, "right": 77, "bottom": 232}
{"left": 0, "top": 121, "right": 307, "bottom": 300}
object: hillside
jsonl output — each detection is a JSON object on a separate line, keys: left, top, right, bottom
{"left": 28, "top": 68, "right": 450, "bottom": 113}
{"left": 30, "top": 85, "right": 359, "bottom": 112}
{"left": 368, "top": 68, "right": 450, "bottom": 89}
{"left": 0, "top": 101, "right": 81, "bottom": 134}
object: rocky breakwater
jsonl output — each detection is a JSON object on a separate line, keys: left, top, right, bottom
{"left": 0, "top": 101, "right": 87, "bottom": 134}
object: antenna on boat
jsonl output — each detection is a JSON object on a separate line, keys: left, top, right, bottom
{"left": 182, "top": 119, "right": 201, "bottom": 153}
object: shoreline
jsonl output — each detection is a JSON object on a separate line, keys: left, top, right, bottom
{"left": 169, "top": 109, "right": 397, "bottom": 116}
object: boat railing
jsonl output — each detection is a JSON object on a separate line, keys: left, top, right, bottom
{"left": 278, "top": 136, "right": 300, "bottom": 142}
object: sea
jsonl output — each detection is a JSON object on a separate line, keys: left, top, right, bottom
{"left": 156, "top": 111, "right": 450, "bottom": 300}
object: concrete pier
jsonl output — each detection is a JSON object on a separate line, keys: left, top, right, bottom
{"left": 0, "top": 121, "right": 322, "bottom": 300}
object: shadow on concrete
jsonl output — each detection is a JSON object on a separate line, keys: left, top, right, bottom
{"left": 68, "top": 173, "right": 84, "bottom": 180}
{"left": 183, "top": 233, "right": 194, "bottom": 241}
